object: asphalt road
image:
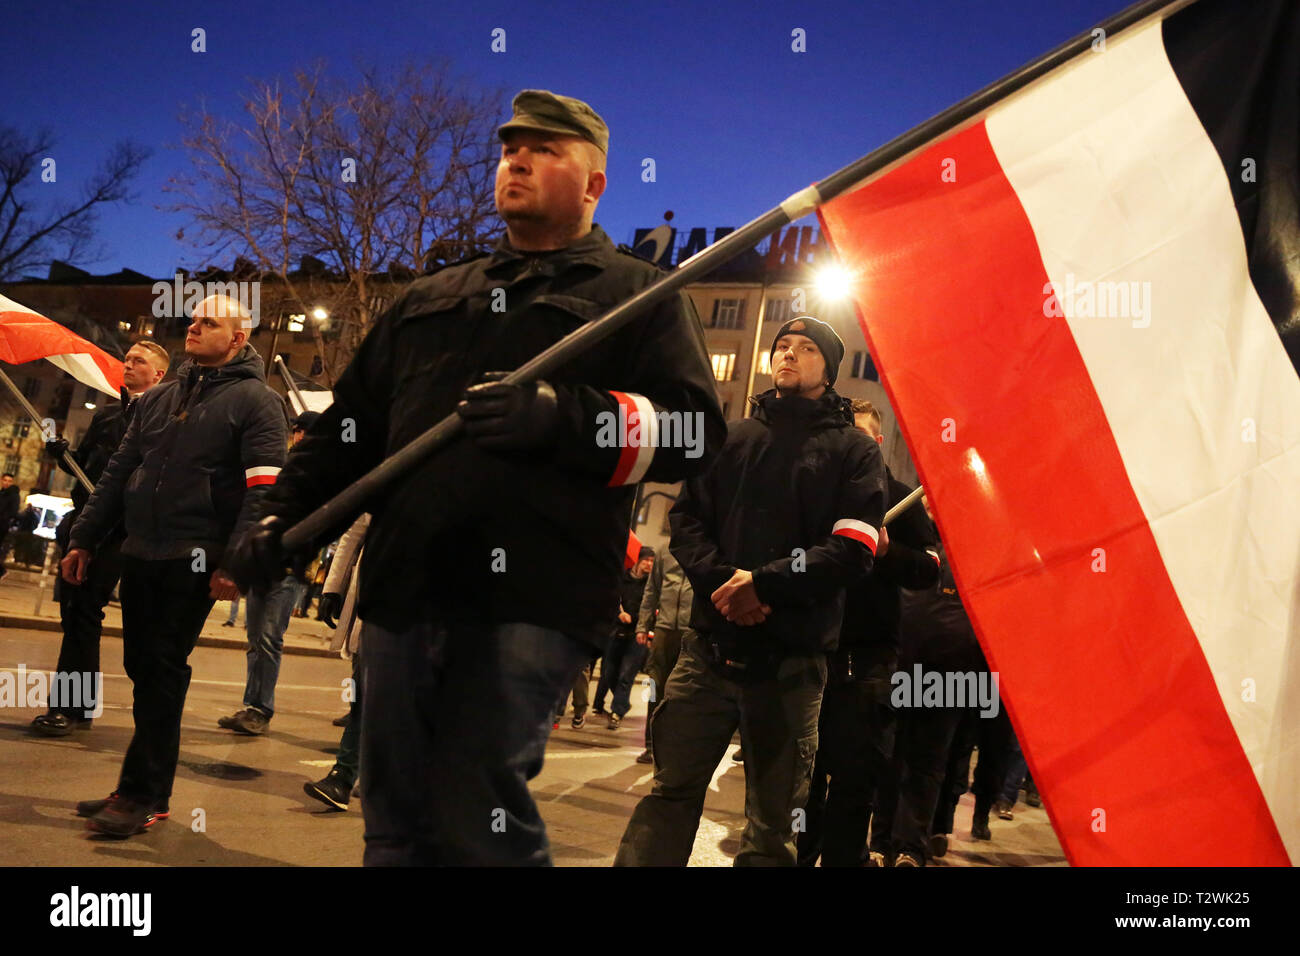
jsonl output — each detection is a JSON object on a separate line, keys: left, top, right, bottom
{"left": 0, "top": 627, "right": 1064, "bottom": 866}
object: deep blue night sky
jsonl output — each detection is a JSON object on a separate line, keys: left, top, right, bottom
{"left": 2, "top": 0, "right": 1125, "bottom": 277}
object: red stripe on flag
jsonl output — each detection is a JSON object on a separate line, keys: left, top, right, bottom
{"left": 246, "top": 475, "right": 277, "bottom": 487}
{"left": 819, "top": 121, "right": 1288, "bottom": 866}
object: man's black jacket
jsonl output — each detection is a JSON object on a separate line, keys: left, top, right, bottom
{"left": 837, "top": 469, "right": 940, "bottom": 670}
{"left": 899, "top": 543, "right": 986, "bottom": 674}
{"left": 259, "top": 224, "right": 726, "bottom": 646}
{"left": 669, "top": 388, "right": 887, "bottom": 661}
{"left": 615, "top": 568, "right": 651, "bottom": 641}
{"left": 54, "top": 391, "right": 136, "bottom": 551}
{"left": 70, "top": 345, "right": 288, "bottom": 565}
{"left": 0, "top": 485, "right": 18, "bottom": 529}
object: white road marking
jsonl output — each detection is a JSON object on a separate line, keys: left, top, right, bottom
{"left": 0, "top": 667, "right": 343, "bottom": 693}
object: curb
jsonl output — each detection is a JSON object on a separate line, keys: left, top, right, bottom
{"left": 0, "top": 614, "right": 341, "bottom": 660}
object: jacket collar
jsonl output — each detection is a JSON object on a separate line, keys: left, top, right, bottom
{"left": 485, "top": 224, "right": 614, "bottom": 277}
{"left": 748, "top": 388, "right": 854, "bottom": 431}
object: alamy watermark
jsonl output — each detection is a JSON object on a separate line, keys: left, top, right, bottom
{"left": 50, "top": 886, "right": 150, "bottom": 936}
{"left": 1043, "top": 273, "right": 1151, "bottom": 329}
{"left": 152, "top": 273, "right": 261, "bottom": 328}
{"left": 595, "top": 408, "right": 706, "bottom": 459}
{"left": 891, "top": 665, "right": 1000, "bottom": 718}
{"left": 0, "top": 665, "right": 102, "bottom": 718}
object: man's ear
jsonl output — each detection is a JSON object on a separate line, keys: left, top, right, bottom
{"left": 586, "top": 168, "right": 607, "bottom": 205}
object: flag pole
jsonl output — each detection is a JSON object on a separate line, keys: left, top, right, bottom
{"left": 280, "top": 0, "right": 1188, "bottom": 553}
{"left": 0, "top": 369, "right": 95, "bottom": 493}
{"left": 883, "top": 484, "right": 926, "bottom": 527}
{"left": 273, "top": 355, "right": 308, "bottom": 416}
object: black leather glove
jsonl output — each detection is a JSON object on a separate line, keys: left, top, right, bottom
{"left": 456, "top": 372, "right": 560, "bottom": 451}
{"left": 226, "top": 515, "right": 290, "bottom": 594}
{"left": 318, "top": 592, "right": 343, "bottom": 629}
{"left": 45, "top": 438, "right": 70, "bottom": 460}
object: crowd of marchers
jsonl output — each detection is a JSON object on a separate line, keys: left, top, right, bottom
{"left": 21, "top": 88, "right": 1038, "bottom": 866}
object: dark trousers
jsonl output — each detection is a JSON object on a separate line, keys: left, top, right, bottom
{"left": 116, "top": 556, "right": 215, "bottom": 806}
{"left": 871, "top": 706, "right": 965, "bottom": 862}
{"left": 358, "top": 616, "right": 590, "bottom": 865}
{"left": 51, "top": 537, "right": 123, "bottom": 719}
{"left": 593, "top": 633, "right": 632, "bottom": 711}
{"left": 615, "top": 633, "right": 826, "bottom": 866}
{"left": 334, "top": 652, "right": 362, "bottom": 786}
{"left": 797, "top": 669, "right": 896, "bottom": 866}
{"left": 933, "top": 704, "right": 1014, "bottom": 834}
{"left": 643, "top": 625, "right": 687, "bottom": 751}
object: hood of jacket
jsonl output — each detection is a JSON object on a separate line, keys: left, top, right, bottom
{"left": 747, "top": 387, "right": 855, "bottom": 432}
{"left": 172, "top": 344, "right": 267, "bottom": 392}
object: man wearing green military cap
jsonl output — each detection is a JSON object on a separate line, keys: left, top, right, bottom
{"left": 238, "top": 90, "right": 726, "bottom": 865}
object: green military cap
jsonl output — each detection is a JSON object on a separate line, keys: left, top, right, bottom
{"left": 497, "top": 89, "right": 609, "bottom": 155}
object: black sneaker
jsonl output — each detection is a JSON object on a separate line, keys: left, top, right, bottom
{"left": 636, "top": 749, "right": 653, "bottom": 764}
{"left": 31, "top": 713, "right": 92, "bottom": 737}
{"left": 733, "top": 748, "right": 745, "bottom": 763}
{"left": 971, "top": 813, "right": 992, "bottom": 841}
{"left": 928, "top": 833, "right": 949, "bottom": 858}
{"left": 86, "top": 795, "right": 156, "bottom": 837}
{"left": 607, "top": 713, "right": 621, "bottom": 730}
{"left": 895, "top": 852, "right": 922, "bottom": 867}
{"left": 332, "top": 713, "right": 351, "bottom": 727}
{"left": 571, "top": 714, "right": 586, "bottom": 730}
{"left": 995, "top": 800, "right": 1014, "bottom": 820}
{"left": 77, "top": 791, "right": 168, "bottom": 818}
{"left": 303, "top": 769, "right": 352, "bottom": 811}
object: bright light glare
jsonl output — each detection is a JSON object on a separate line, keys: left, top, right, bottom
{"left": 814, "top": 264, "right": 853, "bottom": 300}
{"left": 311, "top": 307, "right": 329, "bottom": 321}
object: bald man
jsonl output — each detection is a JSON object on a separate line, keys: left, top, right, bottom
{"left": 62, "top": 295, "right": 289, "bottom": 837}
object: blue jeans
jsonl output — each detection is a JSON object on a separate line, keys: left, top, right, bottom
{"left": 359, "top": 616, "right": 591, "bottom": 865}
{"left": 242, "top": 575, "right": 305, "bottom": 717}
{"left": 223, "top": 597, "right": 241, "bottom": 626}
{"left": 1000, "top": 734, "right": 1027, "bottom": 805}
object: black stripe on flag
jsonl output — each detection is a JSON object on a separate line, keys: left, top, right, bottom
{"left": 1163, "top": 0, "right": 1300, "bottom": 376}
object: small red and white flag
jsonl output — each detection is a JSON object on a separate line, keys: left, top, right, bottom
{"left": 625, "top": 530, "right": 644, "bottom": 571}
{"left": 819, "top": 0, "right": 1298, "bottom": 865}
{"left": 0, "top": 294, "right": 124, "bottom": 397}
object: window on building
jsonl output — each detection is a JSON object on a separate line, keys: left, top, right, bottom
{"left": 710, "top": 350, "right": 737, "bottom": 383}
{"left": 286, "top": 313, "right": 306, "bottom": 332}
{"left": 766, "top": 296, "right": 792, "bottom": 325}
{"left": 710, "top": 297, "right": 746, "bottom": 330}
{"left": 848, "top": 350, "right": 879, "bottom": 381}
{"left": 21, "top": 377, "right": 40, "bottom": 400}
{"left": 2, "top": 455, "right": 19, "bottom": 476}
{"left": 758, "top": 351, "right": 772, "bottom": 375}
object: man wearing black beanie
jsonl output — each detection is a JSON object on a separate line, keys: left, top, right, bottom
{"left": 617, "top": 316, "right": 887, "bottom": 866}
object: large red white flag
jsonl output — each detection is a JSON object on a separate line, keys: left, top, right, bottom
{"left": 820, "top": 0, "right": 1298, "bottom": 865}
{"left": 0, "top": 293, "right": 124, "bottom": 397}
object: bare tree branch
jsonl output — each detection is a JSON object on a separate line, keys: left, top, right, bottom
{"left": 165, "top": 62, "right": 505, "bottom": 382}
{"left": 0, "top": 127, "right": 150, "bottom": 280}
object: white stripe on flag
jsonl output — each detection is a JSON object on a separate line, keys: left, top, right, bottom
{"left": 987, "top": 20, "right": 1300, "bottom": 860}
{"left": 46, "top": 353, "right": 118, "bottom": 399}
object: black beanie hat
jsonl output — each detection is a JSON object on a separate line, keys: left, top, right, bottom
{"left": 770, "top": 316, "right": 845, "bottom": 387}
